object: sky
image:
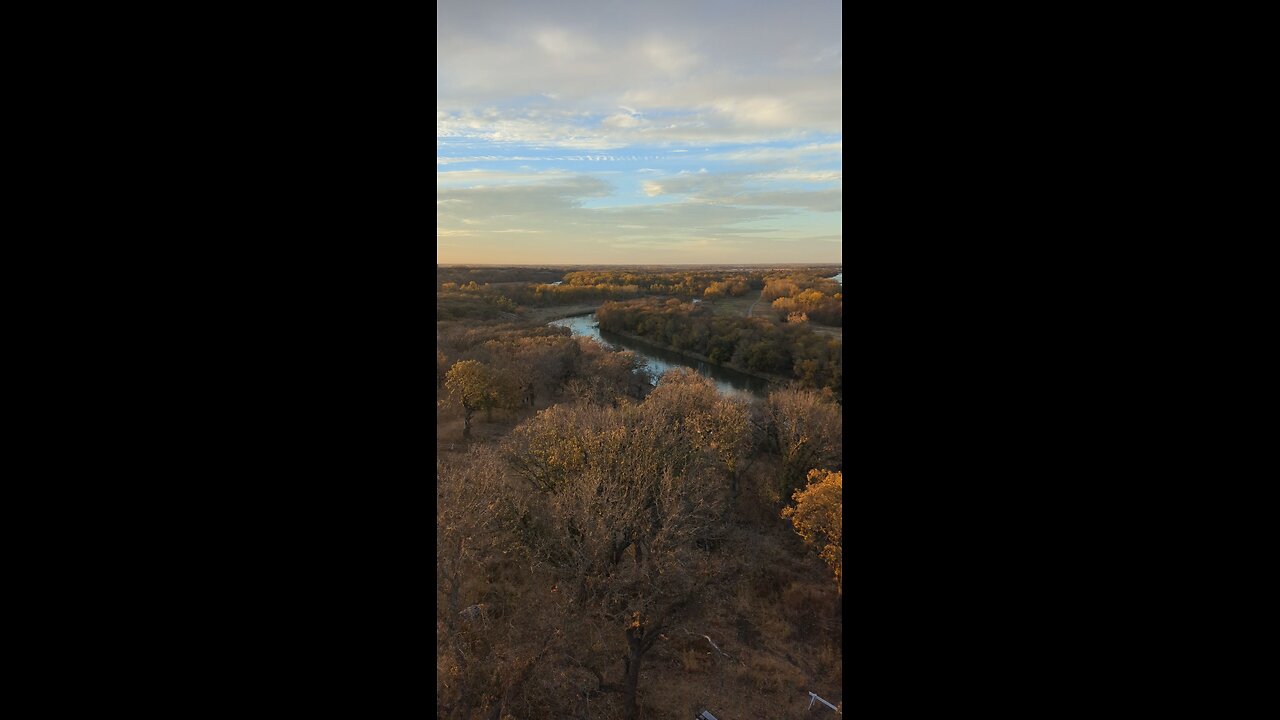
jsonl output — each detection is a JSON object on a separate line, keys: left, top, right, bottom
{"left": 437, "top": 0, "right": 841, "bottom": 265}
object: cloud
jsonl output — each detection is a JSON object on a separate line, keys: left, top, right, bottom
{"left": 639, "top": 37, "right": 699, "bottom": 76}
{"left": 729, "top": 189, "right": 842, "bottom": 212}
{"left": 437, "top": 173, "right": 816, "bottom": 242}
{"left": 603, "top": 112, "right": 645, "bottom": 129}
{"left": 751, "top": 169, "right": 843, "bottom": 183}
{"left": 435, "top": 0, "right": 842, "bottom": 263}
{"left": 436, "top": 168, "right": 578, "bottom": 187}
{"left": 635, "top": 169, "right": 841, "bottom": 211}
{"left": 436, "top": 152, "right": 668, "bottom": 165}
{"left": 706, "top": 141, "right": 843, "bottom": 163}
{"left": 533, "top": 27, "right": 599, "bottom": 60}
{"left": 437, "top": 2, "right": 840, "bottom": 148}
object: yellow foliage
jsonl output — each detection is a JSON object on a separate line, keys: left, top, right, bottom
{"left": 781, "top": 469, "right": 842, "bottom": 594}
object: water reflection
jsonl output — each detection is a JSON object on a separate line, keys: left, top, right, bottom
{"left": 549, "top": 313, "right": 770, "bottom": 399}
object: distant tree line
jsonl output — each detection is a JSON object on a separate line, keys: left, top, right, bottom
{"left": 504, "top": 282, "right": 647, "bottom": 306}
{"left": 497, "top": 270, "right": 766, "bottom": 307}
{"left": 761, "top": 272, "right": 842, "bottom": 326}
{"left": 437, "top": 266, "right": 567, "bottom": 287}
{"left": 560, "top": 270, "right": 765, "bottom": 298}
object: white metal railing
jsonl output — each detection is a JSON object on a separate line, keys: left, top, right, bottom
{"left": 807, "top": 691, "right": 840, "bottom": 713}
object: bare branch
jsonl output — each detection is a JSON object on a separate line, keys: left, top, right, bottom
{"left": 681, "top": 626, "right": 745, "bottom": 666}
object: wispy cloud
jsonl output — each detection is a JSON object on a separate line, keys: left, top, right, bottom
{"left": 436, "top": 0, "right": 841, "bottom": 263}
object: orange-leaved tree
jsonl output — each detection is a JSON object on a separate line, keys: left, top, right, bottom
{"left": 782, "top": 468, "right": 842, "bottom": 599}
{"left": 445, "top": 359, "right": 497, "bottom": 439}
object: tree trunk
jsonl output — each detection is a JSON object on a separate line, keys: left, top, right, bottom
{"left": 622, "top": 623, "right": 645, "bottom": 720}
{"left": 463, "top": 406, "right": 473, "bottom": 439}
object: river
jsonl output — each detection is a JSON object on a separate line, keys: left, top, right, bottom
{"left": 548, "top": 313, "right": 772, "bottom": 400}
{"left": 548, "top": 270, "right": 840, "bottom": 399}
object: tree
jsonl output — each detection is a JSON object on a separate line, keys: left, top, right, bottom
{"left": 709, "top": 396, "right": 757, "bottom": 509}
{"left": 445, "top": 359, "right": 497, "bottom": 439}
{"left": 436, "top": 448, "right": 562, "bottom": 719}
{"left": 765, "top": 389, "right": 842, "bottom": 503}
{"left": 782, "top": 468, "right": 842, "bottom": 599}
{"left": 501, "top": 395, "right": 724, "bottom": 720}
{"left": 643, "top": 369, "right": 757, "bottom": 511}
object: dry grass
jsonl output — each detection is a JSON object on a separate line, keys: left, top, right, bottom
{"left": 629, "top": 492, "right": 842, "bottom": 720}
{"left": 808, "top": 324, "right": 843, "bottom": 341}
{"left": 706, "top": 294, "right": 758, "bottom": 317}
{"left": 746, "top": 290, "right": 779, "bottom": 320}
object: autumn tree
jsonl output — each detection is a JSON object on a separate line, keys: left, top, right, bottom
{"left": 445, "top": 359, "right": 497, "bottom": 439}
{"left": 501, "top": 396, "right": 725, "bottom": 719}
{"left": 765, "top": 389, "right": 842, "bottom": 503}
{"left": 782, "top": 468, "right": 842, "bottom": 599}
{"left": 498, "top": 337, "right": 566, "bottom": 408}
{"left": 643, "top": 369, "right": 757, "bottom": 511}
{"left": 565, "top": 341, "right": 650, "bottom": 407}
{"left": 437, "top": 448, "right": 562, "bottom": 719}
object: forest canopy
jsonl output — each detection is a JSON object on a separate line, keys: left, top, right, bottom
{"left": 436, "top": 266, "right": 843, "bottom": 717}
{"left": 597, "top": 297, "right": 842, "bottom": 397}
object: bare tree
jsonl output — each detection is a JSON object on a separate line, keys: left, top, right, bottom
{"left": 764, "top": 389, "right": 842, "bottom": 503}
{"left": 500, "top": 396, "right": 725, "bottom": 719}
{"left": 437, "top": 447, "right": 562, "bottom": 719}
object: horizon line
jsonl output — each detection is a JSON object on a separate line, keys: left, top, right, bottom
{"left": 437, "top": 262, "right": 842, "bottom": 267}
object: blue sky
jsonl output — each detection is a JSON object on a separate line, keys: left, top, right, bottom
{"left": 437, "top": 0, "right": 842, "bottom": 264}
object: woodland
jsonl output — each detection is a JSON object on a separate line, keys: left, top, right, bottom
{"left": 437, "top": 265, "right": 843, "bottom": 719}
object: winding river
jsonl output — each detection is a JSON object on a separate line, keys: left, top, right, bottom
{"left": 548, "top": 271, "right": 840, "bottom": 400}
{"left": 549, "top": 314, "right": 770, "bottom": 400}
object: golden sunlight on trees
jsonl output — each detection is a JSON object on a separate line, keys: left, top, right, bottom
{"left": 445, "top": 359, "right": 498, "bottom": 439}
{"left": 782, "top": 469, "right": 842, "bottom": 598}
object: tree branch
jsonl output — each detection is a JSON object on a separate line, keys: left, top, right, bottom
{"left": 681, "top": 626, "right": 744, "bottom": 665}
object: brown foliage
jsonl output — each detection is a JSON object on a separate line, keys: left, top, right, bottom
{"left": 764, "top": 389, "right": 842, "bottom": 503}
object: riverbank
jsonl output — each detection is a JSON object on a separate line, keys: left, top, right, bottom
{"left": 600, "top": 326, "right": 793, "bottom": 387}
{"left": 520, "top": 303, "right": 603, "bottom": 323}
